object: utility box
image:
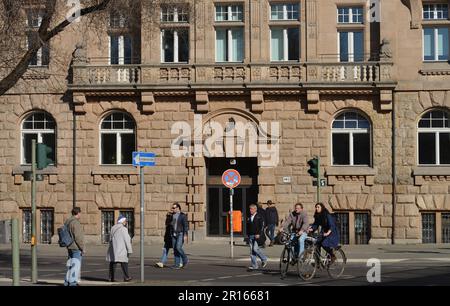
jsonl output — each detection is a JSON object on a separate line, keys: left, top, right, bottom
{"left": 0, "top": 220, "right": 12, "bottom": 244}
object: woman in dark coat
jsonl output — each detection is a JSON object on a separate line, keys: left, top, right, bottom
{"left": 308, "top": 203, "right": 340, "bottom": 260}
{"left": 155, "top": 208, "right": 174, "bottom": 268}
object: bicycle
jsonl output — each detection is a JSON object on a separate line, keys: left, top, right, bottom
{"left": 297, "top": 234, "right": 347, "bottom": 280}
{"left": 279, "top": 231, "right": 300, "bottom": 279}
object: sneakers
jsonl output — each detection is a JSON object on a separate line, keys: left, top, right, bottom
{"left": 171, "top": 264, "right": 183, "bottom": 270}
{"left": 155, "top": 262, "right": 164, "bottom": 268}
{"left": 248, "top": 266, "right": 258, "bottom": 271}
{"left": 261, "top": 261, "right": 268, "bottom": 268}
{"left": 123, "top": 277, "right": 132, "bottom": 282}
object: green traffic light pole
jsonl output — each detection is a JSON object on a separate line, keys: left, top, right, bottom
{"left": 316, "top": 156, "right": 321, "bottom": 203}
{"left": 31, "top": 140, "right": 38, "bottom": 284}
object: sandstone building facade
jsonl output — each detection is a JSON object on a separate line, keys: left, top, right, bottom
{"left": 1, "top": 0, "right": 450, "bottom": 245}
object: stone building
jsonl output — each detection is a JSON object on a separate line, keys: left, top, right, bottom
{"left": 1, "top": 0, "right": 450, "bottom": 245}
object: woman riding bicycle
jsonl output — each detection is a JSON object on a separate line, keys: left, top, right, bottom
{"left": 307, "top": 203, "right": 339, "bottom": 263}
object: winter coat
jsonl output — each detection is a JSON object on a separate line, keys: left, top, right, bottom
{"left": 265, "top": 207, "right": 279, "bottom": 226}
{"left": 171, "top": 212, "right": 189, "bottom": 235}
{"left": 283, "top": 211, "right": 309, "bottom": 233}
{"left": 65, "top": 216, "right": 84, "bottom": 252}
{"left": 164, "top": 213, "right": 173, "bottom": 247}
{"left": 106, "top": 223, "right": 133, "bottom": 263}
{"left": 310, "top": 212, "right": 340, "bottom": 249}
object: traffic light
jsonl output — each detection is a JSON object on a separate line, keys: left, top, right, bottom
{"left": 37, "top": 143, "right": 53, "bottom": 170}
{"left": 307, "top": 158, "right": 319, "bottom": 178}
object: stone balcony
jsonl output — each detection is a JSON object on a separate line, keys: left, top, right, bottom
{"left": 69, "top": 58, "right": 395, "bottom": 91}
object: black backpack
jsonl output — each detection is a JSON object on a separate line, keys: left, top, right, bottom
{"left": 58, "top": 219, "right": 74, "bottom": 248}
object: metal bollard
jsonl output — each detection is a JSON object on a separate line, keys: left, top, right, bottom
{"left": 11, "top": 219, "right": 20, "bottom": 286}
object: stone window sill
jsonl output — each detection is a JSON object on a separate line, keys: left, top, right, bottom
{"left": 12, "top": 166, "right": 58, "bottom": 185}
{"left": 91, "top": 166, "right": 139, "bottom": 185}
{"left": 325, "top": 166, "right": 377, "bottom": 186}
{"left": 412, "top": 166, "right": 450, "bottom": 186}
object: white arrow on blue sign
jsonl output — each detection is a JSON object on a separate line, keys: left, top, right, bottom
{"left": 133, "top": 152, "right": 156, "bottom": 167}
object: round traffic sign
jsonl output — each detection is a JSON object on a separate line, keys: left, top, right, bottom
{"left": 222, "top": 169, "right": 241, "bottom": 189}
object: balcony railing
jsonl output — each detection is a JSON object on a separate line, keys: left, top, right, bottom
{"left": 70, "top": 57, "right": 394, "bottom": 89}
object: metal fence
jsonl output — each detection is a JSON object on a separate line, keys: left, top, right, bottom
{"left": 101, "top": 210, "right": 115, "bottom": 244}
{"left": 23, "top": 209, "right": 32, "bottom": 244}
{"left": 120, "top": 210, "right": 135, "bottom": 239}
{"left": 442, "top": 213, "right": 450, "bottom": 243}
{"left": 40, "top": 210, "right": 54, "bottom": 244}
{"left": 335, "top": 212, "right": 349, "bottom": 245}
{"left": 355, "top": 212, "right": 371, "bottom": 245}
{"left": 422, "top": 213, "right": 436, "bottom": 244}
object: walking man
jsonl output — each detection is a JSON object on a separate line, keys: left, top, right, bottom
{"left": 171, "top": 203, "right": 189, "bottom": 269}
{"left": 64, "top": 207, "right": 84, "bottom": 286}
{"left": 106, "top": 215, "right": 133, "bottom": 282}
{"left": 247, "top": 204, "right": 268, "bottom": 271}
{"left": 265, "top": 200, "right": 279, "bottom": 247}
{"left": 283, "top": 203, "right": 309, "bottom": 258}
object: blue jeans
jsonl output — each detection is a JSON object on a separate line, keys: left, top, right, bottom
{"left": 249, "top": 235, "right": 268, "bottom": 268}
{"left": 172, "top": 233, "right": 188, "bottom": 267}
{"left": 65, "top": 250, "right": 82, "bottom": 286}
{"left": 296, "top": 233, "right": 308, "bottom": 258}
{"left": 160, "top": 246, "right": 171, "bottom": 264}
{"left": 267, "top": 224, "right": 276, "bottom": 242}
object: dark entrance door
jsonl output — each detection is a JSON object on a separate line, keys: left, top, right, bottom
{"left": 206, "top": 158, "right": 258, "bottom": 237}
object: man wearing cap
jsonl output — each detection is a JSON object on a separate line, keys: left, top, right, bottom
{"left": 106, "top": 215, "right": 133, "bottom": 282}
{"left": 265, "top": 200, "right": 279, "bottom": 247}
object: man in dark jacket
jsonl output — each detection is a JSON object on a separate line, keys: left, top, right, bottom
{"left": 246, "top": 204, "right": 268, "bottom": 270}
{"left": 64, "top": 207, "right": 84, "bottom": 286}
{"left": 155, "top": 206, "right": 174, "bottom": 268}
{"left": 257, "top": 203, "right": 267, "bottom": 247}
{"left": 171, "top": 202, "right": 189, "bottom": 269}
{"left": 265, "top": 200, "right": 279, "bottom": 247}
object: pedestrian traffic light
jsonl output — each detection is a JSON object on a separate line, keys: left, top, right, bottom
{"left": 37, "top": 143, "right": 53, "bottom": 170}
{"left": 307, "top": 158, "right": 319, "bottom": 178}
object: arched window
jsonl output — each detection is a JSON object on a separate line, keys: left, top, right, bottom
{"left": 418, "top": 109, "right": 450, "bottom": 165}
{"left": 332, "top": 111, "right": 371, "bottom": 166}
{"left": 100, "top": 112, "right": 136, "bottom": 165}
{"left": 21, "top": 112, "right": 56, "bottom": 165}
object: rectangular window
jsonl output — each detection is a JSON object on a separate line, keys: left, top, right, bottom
{"left": 101, "top": 134, "right": 117, "bottom": 165}
{"left": 121, "top": 133, "right": 135, "bottom": 165}
{"left": 28, "top": 32, "right": 50, "bottom": 66}
{"left": 270, "top": 28, "right": 300, "bottom": 61}
{"left": 332, "top": 134, "right": 350, "bottom": 165}
{"left": 422, "top": 213, "right": 436, "bottom": 243}
{"left": 22, "top": 133, "right": 55, "bottom": 165}
{"left": 23, "top": 209, "right": 32, "bottom": 244}
{"left": 101, "top": 210, "right": 115, "bottom": 244}
{"left": 40, "top": 209, "right": 54, "bottom": 244}
{"left": 339, "top": 31, "right": 364, "bottom": 62}
{"left": 161, "top": 29, "right": 189, "bottom": 63}
{"left": 27, "top": 10, "right": 43, "bottom": 28}
{"left": 161, "top": 6, "right": 189, "bottom": 22}
{"left": 355, "top": 212, "right": 370, "bottom": 245}
{"left": 442, "top": 213, "right": 450, "bottom": 243}
{"left": 423, "top": 27, "right": 449, "bottom": 61}
{"left": 335, "top": 212, "right": 349, "bottom": 245}
{"left": 120, "top": 210, "right": 135, "bottom": 239}
{"left": 270, "top": 4, "right": 299, "bottom": 20}
{"left": 110, "top": 12, "right": 127, "bottom": 28}
{"left": 419, "top": 133, "right": 436, "bottom": 164}
{"left": 338, "top": 7, "right": 363, "bottom": 23}
{"left": 215, "top": 28, "right": 244, "bottom": 62}
{"left": 110, "top": 35, "right": 133, "bottom": 65}
{"left": 423, "top": 4, "right": 449, "bottom": 20}
{"left": 440, "top": 133, "right": 450, "bottom": 164}
{"left": 353, "top": 133, "right": 370, "bottom": 165}
{"left": 215, "top": 5, "right": 243, "bottom": 21}
{"left": 23, "top": 134, "right": 38, "bottom": 165}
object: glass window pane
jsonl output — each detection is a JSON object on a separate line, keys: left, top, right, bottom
{"left": 216, "top": 29, "right": 227, "bottom": 62}
{"left": 437, "top": 28, "right": 449, "bottom": 60}
{"left": 424, "top": 28, "right": 435, "bottom": 61}
{"left": 121, "top": 133, "right": 135, "bottom": 165}
{"left": 23, "top": 133, "right": 38, "bottom": 164}
{"left": 124, "top": 35, "right": 132, "bottom": 64}
{"left": 42, "top": 133, "right": 56, "bottom": 165}
{"left": 440, "top": 133, "right": 450, "bottom": 164}
{"left": 162, "top": 30, "right": 174, "bottom": 62}
{"left": 333, "top": 133, "right": 350, "bottom": 165}
{"left": 354, "top": 31, "right": 364, "bottom": 62}
{"left": 120, "top": 210, "right": 135, "bottom": 238}
{"left": 339, "top": 32, "right": 349, "bottom": 62}
{"left": 102, "top": 134, "right": 117, "bottom": 164}
{"left": 271, "top": 28, "right": 284, "bottom": 61}
{"left": 419, "top": 133, "right": 436, "bottom": 164}
{"left": 332, "top": 120, "right": 344, "bottom": 129}
{"left": 110, "top": 35, "right": 119, "bottom": 64}
{"left": 353, "top": 133, "right": 371, "bottom": 165}
{"left": 178, "top": 30, "right": 189, "bottom": 62}
{"left": 231, "top": 28, "right": 244, "bottom": 62}
{"left": 287, "top": 28, "right": 300, "bottom": 60}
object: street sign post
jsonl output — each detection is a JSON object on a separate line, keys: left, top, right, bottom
{"left": 222, "top": 169, "right": 241, "bottom": 259}
{"left": 133, "top": 152, "right": 156, "bottom": 283}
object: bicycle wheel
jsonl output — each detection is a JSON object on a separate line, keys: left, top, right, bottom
{"left": 297, "top": 247, "right": 316, "bottom": 281}
{"left": 279, "top": 247, "right": 290, "bottom": 279}
{"left": 327, "top": 248, "right": 347, "bottom": 279}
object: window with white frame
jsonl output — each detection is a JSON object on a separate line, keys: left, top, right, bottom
{"left": 337, "top": 7, "right": 363, "bottom": 23}
{"left": 100, "top": 112, "right": 136, "bottom": 165}
{"left": 423, "top": 3, "right": 449, "bottom": 20}
{"left": 339, "top": 31, "right": 364, "bottom": 62}
{"left": 215, "top": 4, "right": 243, "bottom": 21}
{"left": 161, "top": 5, "right": 189, "bottom": 22}
{"left": 110, "top": 11, "right": 128, "bottom": 28}
{"left": 26, "top": 10, "right": 49, "bottom": 66}
{"left": 215, "top": 28, "right": 244, "bottom": 62}
{"left": 423, "top": 27, "right": 449, "bottom": 61}
{"left": 270, "top": 27, "right": 299, "bottom": 61}
{"left": 21, "top": 112, "right": 56, "bottom": 165}
{"left": 109, "top": 34, "right": 133, "bottom": 64}
{"left": 332, "top": 112, "right": 371, "bottom": 166}
{"left": 161, "top": 28, "right": 189, "bottom": 63}
{"left": 418, "top": 110, "right": 450, "bottom": 165}
{"left": 270, "top": 3, "right": 299, "bottom": 20}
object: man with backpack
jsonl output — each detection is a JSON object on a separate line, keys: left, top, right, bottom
{"left": 60, "top": 207, "right": 85, "bottom": 286}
